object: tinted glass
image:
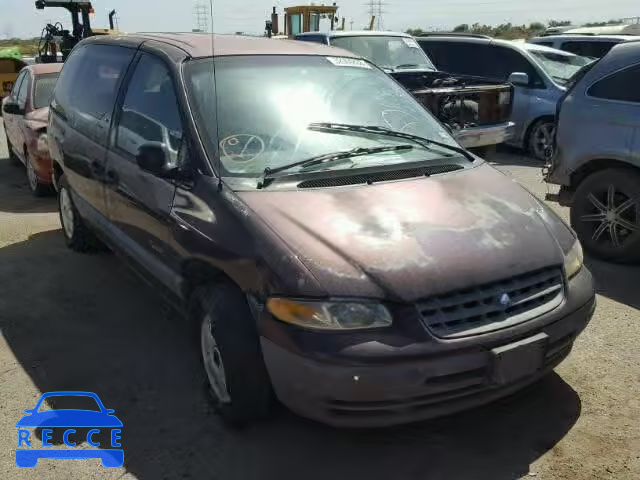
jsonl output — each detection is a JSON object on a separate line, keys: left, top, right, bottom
{"left": 116, "top": 54, "right": 183, "bottom": 159}
{"left": 561, "top": 41, "right": 616, "bottom": 58}
{"left": 295, "top": 35, "right": 326, "bottom": 44}
{"left": 54, "top": 44, "right": 134, "bottom": 120}
{"left": 33, "top": 73, "right": 59, "bottom": 109}
{"left": 10, "top": 70, "right": 27, "bottom": 98}
{"left": 588, "top": 64, "right": 640, "bottom": 103}
{"left": 416, "top": 41, "right": 474, "bottom": 73}
{"left": 528, "top": 48, "right": 592, "bottom": 85}
{"left": 185, "top": 55, "right": 457, "bottom": 180}
{"left": 16, "top": 72, "right": 29, "bottom": 106}
{"left": 330, "top": 36, "right": 435, "bottom": 71}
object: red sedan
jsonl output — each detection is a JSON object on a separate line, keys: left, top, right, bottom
{"left": 2, "top": 63, "right": 62, "bottom": 196}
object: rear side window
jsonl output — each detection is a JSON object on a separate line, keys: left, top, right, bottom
{"left": 115, "top": 54, "right": 183, "bottom": 160}
{"left": 588, "top": 64, "right": 640, "bottom": 103}
{"left": 562, "top": 41, "right": 616, "bottom": 58}
{"left": 54, "top": 44, "right": 134, "bottom": 120}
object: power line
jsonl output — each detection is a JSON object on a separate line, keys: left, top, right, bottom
{"left": 364, "top": 0, "right": 387, "bottom": 30}
{"left": 193, "top": 1, "right": 209, "bottom": 33}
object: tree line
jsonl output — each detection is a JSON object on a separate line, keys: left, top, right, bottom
{"left": 406, "top": 19, "right": 625, "bottom": 39}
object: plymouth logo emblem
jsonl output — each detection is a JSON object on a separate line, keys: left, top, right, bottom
{"left": 499, "top": 293, "right": 512, "bottom": 307}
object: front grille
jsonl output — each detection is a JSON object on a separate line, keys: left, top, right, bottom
{"left": 417, "top": 267, "right": 564, "bottom": 339}
{"left": 297, "top": 164, "right": 463, "bottom": 189}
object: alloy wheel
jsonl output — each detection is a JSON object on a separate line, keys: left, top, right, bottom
{"left": 579, "top": 184, "right": 639, "bottom": 249}
{"left": 532, "top": 122, "right": 556, "bottom": 160}
{"left": 26, "top": 157, "right": 38, "bottom": 192}
{"left": 59, "top": 188, "right": 75, "bottom": 239}
{"left": 201, "top": 315, "right": 231, "bottom": 405}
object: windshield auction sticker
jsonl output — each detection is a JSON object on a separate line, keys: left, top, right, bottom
{"left": 15, "top": 391, "right": 123, "bottom": 469}
{"left": 326, "top": 57, "right": 371, "bottom": 69}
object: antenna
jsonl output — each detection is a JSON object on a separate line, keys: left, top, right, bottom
{"left": 193, "top": 1, "right": 209, "bottom": 33}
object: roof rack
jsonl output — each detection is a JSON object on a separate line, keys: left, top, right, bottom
{"left": 415, "top": 32, "right": 492, "bottom": 39}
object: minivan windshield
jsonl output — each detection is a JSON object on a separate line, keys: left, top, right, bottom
{"left": 330, "top": 36, "right": 436, "bottom": 71}
{"left": 527, "top": 48, "right": 592, "bottom": 85}
{"left": 33, "top": 73, "right": 59, "bottom": 109}
{"left": 185, "top": 55, "right": 456, "bottom": 179}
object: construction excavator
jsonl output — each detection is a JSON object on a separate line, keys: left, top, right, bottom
{"left": 34, "top": 0, "right": 118, "bottom": 63}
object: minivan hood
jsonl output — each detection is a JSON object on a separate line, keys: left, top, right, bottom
{"left": 238, "top": 164, "right": 565, "bottom": 302}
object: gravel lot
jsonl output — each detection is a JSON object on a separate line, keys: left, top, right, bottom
{"left": 0, "top": 120, "right": 638, "bottom": 480}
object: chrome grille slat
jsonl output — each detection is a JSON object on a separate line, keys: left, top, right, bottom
{"left": 417, "top": 267, "right": 564, "bottom": 338}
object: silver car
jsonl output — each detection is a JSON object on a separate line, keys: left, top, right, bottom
{"left": 545, "top": 40, "right": 640, "bottom": 263}
{"left": 417, "top": 36, "right": 592, "bottom": 160}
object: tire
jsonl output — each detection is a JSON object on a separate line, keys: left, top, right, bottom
{"left": 5, "top": 133, "right": 20, "bottom": 166}
{"left": 57, "top": 174, "right": 105, "bottom": 252}
{"left": 570, "top": 168, "right": 640, "bottom": 263}
{"left": 527, "top": 118, "right": 556, "bottom": 162}
{"left": 25, "top": 151, "right": 51, "bottom": 197}
{"left": 192, "top": 282, "right": 273, "bottom": 426}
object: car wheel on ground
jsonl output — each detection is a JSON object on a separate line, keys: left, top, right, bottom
{"left": 57, "top": 174, "right": 105, "bottom": 252}
{"left": 25, "top": 150, "right": 50, "bottom": 196}
{"left": 528, "top": 118, "right": 556, "bottom": 162}
{"left": 5, "top": 133, "right": 21, "bottom": 166}
{"left": 570, "top": 168, "right": 640, "bottom": 263}
{"left": 192, "top": 282, "right": 273, "bottom": 426}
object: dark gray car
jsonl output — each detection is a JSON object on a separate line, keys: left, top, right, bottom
{"left": 545, "top": 40, "right": 640, "bottom": 263}
{"left": 48, "top": 33, "right": 595, "bottom": 428}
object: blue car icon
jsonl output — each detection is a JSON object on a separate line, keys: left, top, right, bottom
{"left": 16, "top": 391, "right": 123, "bottom": 468}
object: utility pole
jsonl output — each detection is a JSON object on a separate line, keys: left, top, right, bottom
{"left": 193, "top": 1, "right": 209, "bottom": 33}
{"left": 364, "top": 0, "right": 386, "bottom": 30}
{"left": 349, "top": 20, "right": 354, "bottom": 30}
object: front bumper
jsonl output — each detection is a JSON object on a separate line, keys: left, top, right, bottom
{"left": 259, "top": 268, "right": 595, "bottom": 428}
{"left": 455, "top": 122, "right": 515, "bottom": 149}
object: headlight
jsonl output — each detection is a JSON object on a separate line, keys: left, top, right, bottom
{"left": 266, "top": 298, "right": 392, "bottom": 330}
{"left": 36, "top": 132, "right": 48, "bottom": 154}
{"left": 564, "top": 240, "right": 584, "bottom": 280}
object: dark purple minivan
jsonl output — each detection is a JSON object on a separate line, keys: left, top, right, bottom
{"left": 49, "top": 33, "right": 595, "bottom": 427}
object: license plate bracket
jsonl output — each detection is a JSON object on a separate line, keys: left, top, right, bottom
{"left": 491, "top": 332, "right": 548, "bottom": 385}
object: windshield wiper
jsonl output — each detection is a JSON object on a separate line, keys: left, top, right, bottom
{"left": 257, "top": 144, "right": 413, "bottom": 189}
{"left": 308, "top": 122, "right": 475, "bottom": 162}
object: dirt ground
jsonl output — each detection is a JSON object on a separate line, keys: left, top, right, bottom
{"left": 0, "top": 121, "right": 638, "bottom": 480}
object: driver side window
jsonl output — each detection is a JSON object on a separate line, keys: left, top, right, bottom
{"left": 16, "top": 72, "right": 30, "bottom": 107}
{"left": 115, "top": 54, "right": 183, "bottom": 162}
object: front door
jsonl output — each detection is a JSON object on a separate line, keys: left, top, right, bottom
{"left": 105, "top": 53, "right": 184, "bottom": 292}
{"left": 2, "top": 70, "right": 27, "bottom": 154}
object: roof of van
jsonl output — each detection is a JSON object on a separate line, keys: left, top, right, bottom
{"left": 26, "top": 63, "right": 64, "bottom": 75}
{"left": 530, "top": 34, "right": 635, "bottom": 42}
{"left": 81, "top": 32, "right": 358, "bottom": 58}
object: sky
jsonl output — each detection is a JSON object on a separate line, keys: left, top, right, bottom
{"left": 2, "top": 0, "right": 639, "bottom": 39}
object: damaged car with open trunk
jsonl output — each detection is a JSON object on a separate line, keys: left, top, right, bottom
{"left": 295, "top": 30, "right": 515, "bottom": 152}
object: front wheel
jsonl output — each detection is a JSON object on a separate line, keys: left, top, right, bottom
{"left": 193, "top": 282, "right": 273, "bottom": 426}
{"left": 570, "top": 168, "right": 640, "bottom": 263}
{"left": 528, "top": 119, "right": 556, "bottom": 162}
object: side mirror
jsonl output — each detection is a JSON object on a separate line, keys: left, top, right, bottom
{"left": 508, "top": 72, "right": 529, "bottom": 87}
{"left": 136, "top": 142, "right": 173, "bottom": 177}
{"left": 2, "top": 101, "right": 24, "bottom": 116}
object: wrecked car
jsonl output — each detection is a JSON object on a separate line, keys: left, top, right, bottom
{"left": 50, "top": 34, "right": 595, "bottom": 428}
{"left": 295, "top": 30, "right": 514, "bottom": 152}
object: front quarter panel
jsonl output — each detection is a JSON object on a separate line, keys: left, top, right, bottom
{"left": 169, "top": 176, "right": 324, "bottom": 299}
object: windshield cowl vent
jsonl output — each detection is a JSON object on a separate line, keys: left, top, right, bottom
{"left": 297, "top": 164, "right": 463, "bottom": 189}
